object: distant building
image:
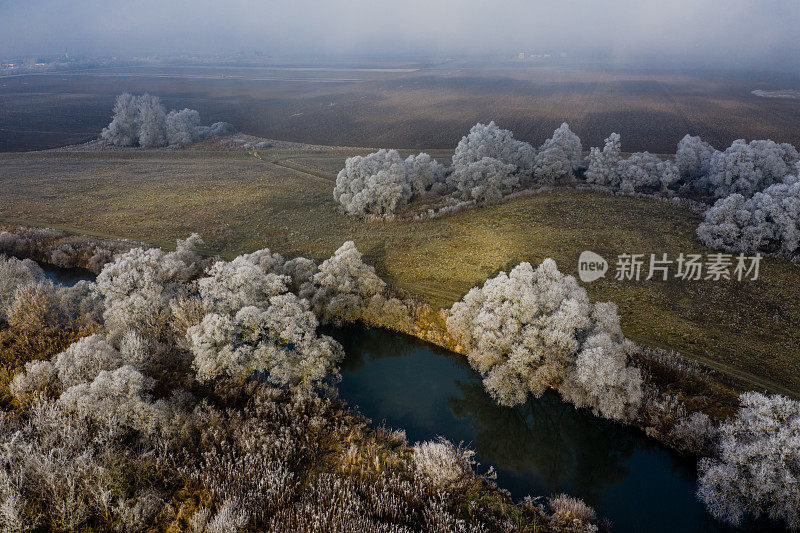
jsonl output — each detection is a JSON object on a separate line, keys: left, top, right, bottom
{"left": 518, "top": 52, "right": 526, "bottom": 60}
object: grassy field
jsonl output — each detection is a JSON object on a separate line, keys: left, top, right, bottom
{"left": 2, "top": 149, "right": 800, "bottom": 397}
{"left": 4, "top": 64, "right": 800, "bottom": 153}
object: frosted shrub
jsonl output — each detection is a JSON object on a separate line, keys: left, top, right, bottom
{"left": 6, "top": 282, "right": 61, "bottom": 331}
{"left": 670, "top": 411, "right": 717, "bottom": 455}
{"left": 447, "top": 259, "right": 642, "bottom": 421}
{"left": 447, "top": 157, "right": 518, "bottom": 205}
{"left": 10, "top": 360, "right": 57, "bottom": 405}
{"left": 452, "top": 121, "right": 535, "bottom": 175}
{"left": 548, "top": 493, "right": 597, "bottom": 524}
{"left": 238, "top": 246, "right": 285, "bottom": 273}
{"left": 194, "top": 121, "right": 237, "bottom": 139}
{"left": 697, "top": 393, "right": 800, "bottom": 530}
{"left": 59, "top": 365, "right": 163, "bottom": 435}
{"left": 96, "top": 238, "right": 201, "bottom": 338}
{"left": 113, "top": 489, "right": 166, "bottom": 533}
{"left": 55, "top": 280, "right": 104, "bottom": 327}
{"left": 333, "top": 149, "right": 412, "bottom": 217}
{"left": 696, "top": 176, "right": 800, "bottom": 254}
{"left": 0, "top": 255, "right": 45, "bottom": 320}
{"left": 120, "top": 329, "right": 152, "bottom": 369}
{"left": 54, "top": 334, "right": 124, "bottom": 388}
{"left": 413, "top": 437, "right": 476, "bottom": 488}
{"left": 281, "top": 256, "right": 318, "bottom": 290}
{"left": 188, "top": 297, "right": 343, "bottom": 387}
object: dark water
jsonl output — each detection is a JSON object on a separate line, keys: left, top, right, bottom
{"left": 39, "top": 263, "right": 94, "bottom": 286}
{"left": 331, "top": 326, "right": 747, "bottom": 533}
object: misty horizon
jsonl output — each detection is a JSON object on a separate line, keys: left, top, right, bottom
{"left": 2, "top": 0, "right": 800, "bottom": 72}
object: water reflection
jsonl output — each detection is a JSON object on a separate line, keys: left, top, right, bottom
{"left": 331, "top": 325, "right": 737, "bottom": 533}
{"left": 449, "top": 380, "right": 636, "bottom": 503}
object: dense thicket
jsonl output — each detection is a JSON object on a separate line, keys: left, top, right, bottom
{"left": 3, "top": 237, "right": 600, "bottom": 531}
{"left": 333, "top": 149, "right": 447, "bottom": 217}
{"left": 101, "top": 93, "right": 235, "bottom": 147}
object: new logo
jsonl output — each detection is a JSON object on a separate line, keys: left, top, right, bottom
{"left": 578, "top": 251, "right": 608, "bottom": 282}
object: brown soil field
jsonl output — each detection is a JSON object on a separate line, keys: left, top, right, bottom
{"left": 2, "top": 63, "right": 800, "bottom": 153}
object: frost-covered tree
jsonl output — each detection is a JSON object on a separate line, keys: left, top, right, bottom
{"left": 333, "top": 149, "right": 412, "bottom": 217}
{"left": 446, "top": 157, "right": 518, "bottom": 205}
{"left": 452, "top": 122, "right": 535, "bottom": 176}
{"left": 95, "top": 236, "right": 204, "bottom": 339}
{"left": 676, "top": 134, "right": 716, "bottom": 183}
{"left": 301, "top": 241, "right": 388, "bottom": 325}
{"left": 199, "top": 255, "right": 289, "bottom": 315}
{"left": 585, "top": 133, "right": 677, "bottom": 194}
{"left": 697, "top": 175, "right": 800, "bottom": 254}
{"left": 187, "top": 298, "right": 343, "bottom": 387}
{"left": 704, "top": 139, "right": 799, "bottom": 199}
{"left": 403, "top": 152, "right": 447, "bottom": 196}
{"left": 166, "top": 108, "right": 201, "bottom": 146}
{"left": 100, "top": 93, "right": 140, "bottom": 147}
{"left": 697, "top": 392, "right": 800, "bottom": 530}
{"left": 446, "top": 259, "right": 642, "bottom": 420}
{"left": 101, "top": 93, "right": 233, "bottom": 147}
{"left": 585, "top": 133, "right": 622, "bottom": 187}
{"left": 617, "top": 152, "right": 680, "bottom": 194}
{"left": 135, "top": 94, "right": 167, "bottom": 148}
{"left": 333, "top": 150, "right": 448, "bottom": 217}
{"left": 533, "top": 123, "right": 582, "bottom": 183}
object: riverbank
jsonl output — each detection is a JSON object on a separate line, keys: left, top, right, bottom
{"left": 3, "top": 150, "right": 799, "bottom": 398}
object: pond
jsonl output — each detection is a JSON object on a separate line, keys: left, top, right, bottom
{"left": 39, "top": 262, "right": 95, "bottom": 286}
{"left": 330, "top": 326, "right": 742, "bottom": 533}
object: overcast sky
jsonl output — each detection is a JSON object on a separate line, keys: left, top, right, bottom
{"left": 2, "top": 0, "right": 799, "bottom": 70}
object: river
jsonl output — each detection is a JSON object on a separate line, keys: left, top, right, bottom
{"left": 330, "top": 325, "right": 744, "bottom": 533}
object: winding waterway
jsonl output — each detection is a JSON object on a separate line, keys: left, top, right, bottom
{"left": 330, "top": 326, "right": 743, "bottom": 533}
